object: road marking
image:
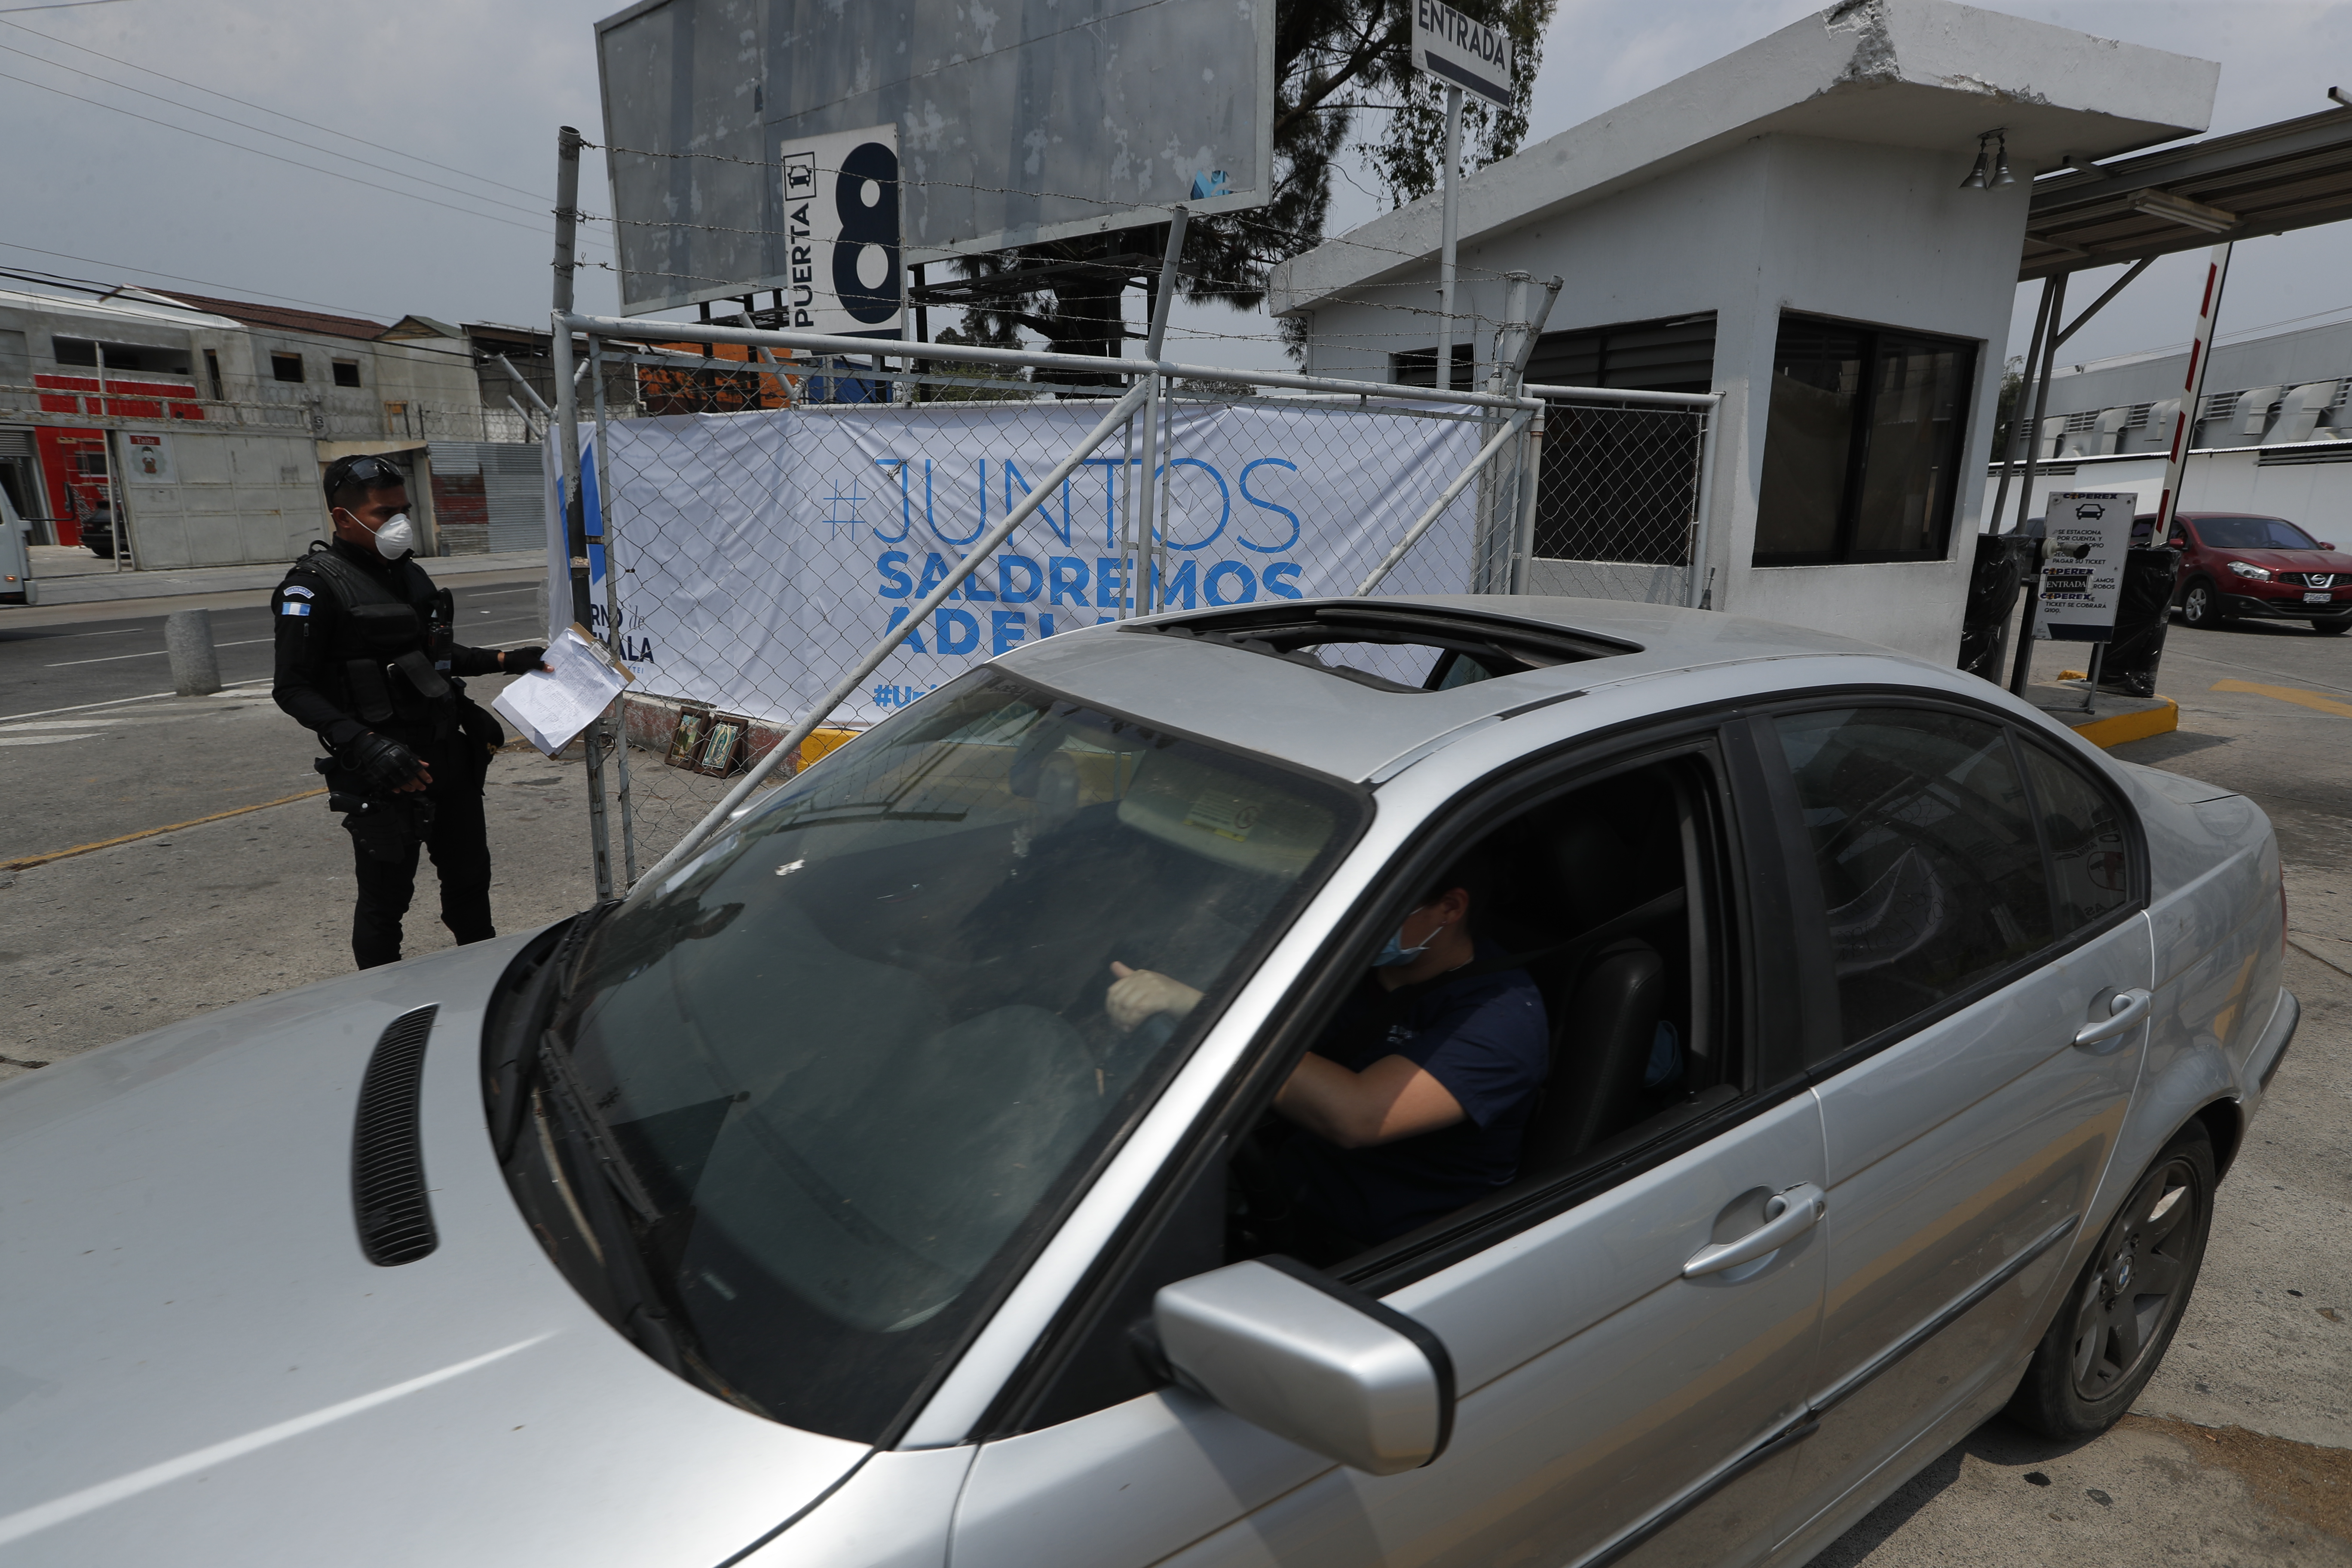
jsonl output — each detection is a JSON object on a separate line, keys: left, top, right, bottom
{"left": 0, "top": 787, "right": 331, "bottom": 871}
{"left": 46, "top": 637, "right": 270, "bottom": 668}
{"left": 0, "top": 677, "right": 272, "bottom": 724}
{"left": 2209, "top": 678, "right": 2352, "bottom": 719}
{"left": 0, "top": 734, "right": 96, "bottom": 747}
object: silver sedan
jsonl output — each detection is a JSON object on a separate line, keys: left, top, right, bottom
{"left": 0, "top": 596, "right": 2296, "bottom": 1568}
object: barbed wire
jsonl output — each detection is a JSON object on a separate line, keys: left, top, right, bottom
{"left": 580, "top": 141, "right": 1539, "bottom": 293}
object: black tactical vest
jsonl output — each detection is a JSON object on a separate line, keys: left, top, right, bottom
{"left": 298, "top": 543, "right": 459, "bottom": 734}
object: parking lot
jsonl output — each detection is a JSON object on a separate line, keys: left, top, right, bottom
{"left": 0, "top": 600, "right": 2345, "bottom": 1562}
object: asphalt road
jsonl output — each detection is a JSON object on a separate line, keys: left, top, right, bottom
{"left": 0, "top": 574, "right": 548, "bottom": 864}
{"left": 0, "top": 600, "right": 2344, "bottom": 1565}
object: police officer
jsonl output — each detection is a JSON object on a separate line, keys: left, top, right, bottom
{"left": 271, "top": 454, "right": 548, "bottom": 968}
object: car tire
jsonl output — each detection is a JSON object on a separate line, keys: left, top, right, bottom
{"left": 2006, "top": 1121, "right": 2214, "bottom": 1440}
{"left": 2177, "top": 579, "right": 2226, "bottom": 628}
{"left": 2312, "top": 615, "right": 2352, "bottom": 637}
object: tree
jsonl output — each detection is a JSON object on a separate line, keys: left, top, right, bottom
{"left": 948, "top": 0, "right": 1555, "bottom": 373}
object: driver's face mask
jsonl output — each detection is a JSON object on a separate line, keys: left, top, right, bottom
{"left": 1374, "top": 906, "right": 1446, "bottom": 968}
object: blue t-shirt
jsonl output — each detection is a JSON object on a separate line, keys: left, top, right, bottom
{"left": 1277, "top": 943, "right": 1550, "bottom": 1243}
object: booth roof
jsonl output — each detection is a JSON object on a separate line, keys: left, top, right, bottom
{"left": 1266, "top": 0, "right": 2215, "bottom": 315}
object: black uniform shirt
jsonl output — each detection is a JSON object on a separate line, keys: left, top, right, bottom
{"left": 270, "top": 538, "right": 506, "bottom": 752}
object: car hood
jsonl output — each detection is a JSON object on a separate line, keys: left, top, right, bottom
{"left": 0, "top": 933, "right": 865, "bottom": 1568}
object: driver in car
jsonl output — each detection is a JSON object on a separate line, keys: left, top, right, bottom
{"left": 1108, "top": 853, "right": 1548, "bottom": 1259}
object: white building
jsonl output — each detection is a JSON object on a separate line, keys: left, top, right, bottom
{"left": 1268, "top": 0, "right": 2216, "bottom": 661}
{"left": 0, "top": 286, "right": 533, "bottom": 569}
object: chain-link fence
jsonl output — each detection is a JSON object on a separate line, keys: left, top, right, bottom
{"left": 1518, "top": 386, "right": 1721, "bottom": 609}
{"left": 548, "top": 315, "right": 1547, "bottom": 893}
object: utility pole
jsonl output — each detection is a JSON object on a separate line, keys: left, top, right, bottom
{"left": 549, "top": 123, "right": 613, "bottom": 900}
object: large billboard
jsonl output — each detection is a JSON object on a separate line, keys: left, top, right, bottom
{"left": 595, "top": 0, "right": 1276, "bottom": 318}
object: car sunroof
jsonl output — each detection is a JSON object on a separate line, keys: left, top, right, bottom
{"left": 1122, "top": 602, "right": 1641, "bottom": 693}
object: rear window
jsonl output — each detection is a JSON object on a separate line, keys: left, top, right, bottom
{"left": 545, "top": 672, "right": 1363, "bottom": 1439}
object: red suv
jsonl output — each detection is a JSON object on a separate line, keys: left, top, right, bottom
{"left": 2165, "top": 511, "right": 2352, "bottom": 635}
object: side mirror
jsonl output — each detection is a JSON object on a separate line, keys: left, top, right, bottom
{"left": 1151, "top": 1256, "right": 1454, "bottom": 1475}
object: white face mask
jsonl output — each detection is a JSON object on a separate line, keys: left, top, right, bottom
{"left": 344, "top": 508, "right": 416, "bottom": 560}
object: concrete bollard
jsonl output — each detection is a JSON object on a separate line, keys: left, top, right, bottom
{"left": 165, "top": 608, "right": 222, "bottom": 697}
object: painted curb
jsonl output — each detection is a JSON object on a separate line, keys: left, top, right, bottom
{"left": 2067, "top": 696, "right": 2179, "bottom": 750}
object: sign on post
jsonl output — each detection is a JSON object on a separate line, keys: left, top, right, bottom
{"left": 778, "top": 125, "right": 903, "bottom": 339}
{"left": 2035, "top": 492, "right": 2135, "bottom": 642}
{"left": 1411, "top": 0, "right": 1515, "bottom": 110}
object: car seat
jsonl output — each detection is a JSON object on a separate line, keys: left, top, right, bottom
{"left": 1516, "top": 937, "right": 1672, "bottom": 1176}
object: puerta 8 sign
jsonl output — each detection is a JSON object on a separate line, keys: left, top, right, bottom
{"left": 779, "top": 125, "right": 902, "bottom": 338}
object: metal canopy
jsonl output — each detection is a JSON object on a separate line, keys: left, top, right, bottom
{"left": 2022, "top": 106, "right": 2352, "bottom": 279}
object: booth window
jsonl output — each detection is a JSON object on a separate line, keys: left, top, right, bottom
{"left": 1754, "top": 313, "right": 1977, "bottom": 566}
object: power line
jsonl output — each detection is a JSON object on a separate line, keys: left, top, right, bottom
{"left": 0, "top": 67, "right": 609, "bottom": 251}
{"left": 0, "top": 240, "right": 415, "bottom": 322}
{"left": 0, "top": 37, "right": 560, "bottom": 224}
{"left": 0, "top": 13, "right": 555, "bottom": 205}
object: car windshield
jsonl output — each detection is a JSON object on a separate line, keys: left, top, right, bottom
{"left": 548, "top": 672, "right": 1361, "bottom": 1440}
{"left": 2196, "top": 515, "right": 2318, "bottom": 550}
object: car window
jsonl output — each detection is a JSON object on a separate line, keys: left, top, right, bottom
{"left": 2017, "top": 742, "right": 2132, "bottom": 934}
{"left": 1773, "top": 708, "right": 2052, "bottom": 1049}
{"left": 2193, "top": 515, "right": 2318, "bottom": 550}
{"left": 545, "top": 672, "right": 1363, "bottom": 1442}
{"left": 1008, "top": 743, "right": 1748, "bottom": 1432}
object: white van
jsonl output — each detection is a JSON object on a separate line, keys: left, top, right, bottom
{"left": 0, "top": 480, "right": 34, "bottom": 605}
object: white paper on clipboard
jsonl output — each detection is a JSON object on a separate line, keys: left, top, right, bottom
{"left": 492, "top": 624, "right": 632, "bottom": 755}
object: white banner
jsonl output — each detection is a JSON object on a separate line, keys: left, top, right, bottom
{"left": 554, "top": 399, "right": 1486, "bottom": 726}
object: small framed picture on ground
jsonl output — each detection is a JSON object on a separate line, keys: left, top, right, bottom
{"left": 695, "top": 713, "right": 750, "bottom": 777}
{"left": 666, "top": 706, "right": 713, "bottom": 769}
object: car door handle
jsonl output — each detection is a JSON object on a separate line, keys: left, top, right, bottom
{"left": 2073, "top": 987, "right": 2153, "bottom": 1048}
{"left": 1684, "top": 1183, "right": 1826, "bottom": 1278}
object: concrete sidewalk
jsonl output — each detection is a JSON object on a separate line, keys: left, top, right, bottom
{"left": 27, "top": 547, "right": 546, "bottom": 606}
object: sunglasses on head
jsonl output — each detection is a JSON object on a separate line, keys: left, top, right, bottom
{"left": 328, "top": 455, "right": 407, "bottom": 495}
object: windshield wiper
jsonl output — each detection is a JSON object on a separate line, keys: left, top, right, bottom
{"left": 533, "top": 1032, "right": 663, "bottom": 1225}
{"left": 525, "top": 1041, "right": 723, "bottom": 1390}
{"left": 489, "top": 900, "right": 622, "bottom": 1162}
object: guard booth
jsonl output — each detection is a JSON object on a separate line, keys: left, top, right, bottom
{"left": 1269, "top": 0, "right": 2216, "bottom": 663}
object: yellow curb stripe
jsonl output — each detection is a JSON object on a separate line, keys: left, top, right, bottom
{"left": 2066, "top": 697, "right": 2179, "bottom": 750}
{"left": 2, "top": 788, "right": 329, "bottom": 872}
{"left": 2210, "top": 678, "right": 2352, "bottom": 719}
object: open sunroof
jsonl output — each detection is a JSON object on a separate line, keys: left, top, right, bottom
{"left": 1122, "top": 602, "right": 1642, "bottom": 693}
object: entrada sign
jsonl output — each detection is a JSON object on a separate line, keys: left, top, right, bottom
{"left": 1412, "top": 0, "right": 1514, "bottom": 110}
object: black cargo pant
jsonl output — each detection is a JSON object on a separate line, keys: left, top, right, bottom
{"left": 344, "top": 738, "right": 495, "bottom": 969}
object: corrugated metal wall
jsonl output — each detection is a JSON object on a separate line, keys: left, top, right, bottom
{"left": 427, "top": 441, "right": 542, "bottom": 554}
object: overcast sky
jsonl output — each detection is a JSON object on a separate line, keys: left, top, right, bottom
{"left": 0, "top": 0, "right": 2343, "bottom": 377}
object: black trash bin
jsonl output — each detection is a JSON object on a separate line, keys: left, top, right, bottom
{"left": 2097, "top": 546, "right": 2181, "bottom": 698}
{"left": 1957, "top": 532, "right": 2038, "bottom": 683}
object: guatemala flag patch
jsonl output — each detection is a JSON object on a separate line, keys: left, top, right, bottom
{"left": 280, "top": 601, "right": 311, "bottom": 616}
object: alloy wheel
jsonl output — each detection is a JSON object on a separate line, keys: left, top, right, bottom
{"left": 2180, "top": 583, "right": 2214, "bottom": 627}
{"left": 2067, "top": 1155, "right": 2203, "bottom": 1402}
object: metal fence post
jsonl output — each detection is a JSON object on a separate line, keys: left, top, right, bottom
{"left": 1686, "top": 393, "right": 1724, "bottom": 609}
{"left": 588, "top": 332, "right": 638, "bottom": 888}
{"left": 1510, "top": 407, "right": 1544, "bottom": 594}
